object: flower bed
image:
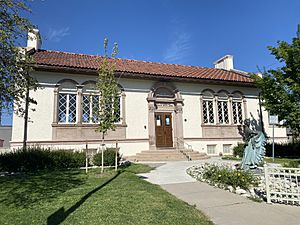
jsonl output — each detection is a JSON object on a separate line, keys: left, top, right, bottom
{"left": 187, "top": 163, "right": 266, "bottom": 201}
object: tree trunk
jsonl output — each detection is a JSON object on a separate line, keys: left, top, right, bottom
{"left": 23, "top": 81, "right": 30, "bottom": 150}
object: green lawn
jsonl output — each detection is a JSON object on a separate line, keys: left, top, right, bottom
{"left": 264, "top": 157, "right": 300, "bottom": 167}
{"left": 222, "top": 155, "right": 300, "bottom": 167}
{"left": 0, "top": 164, "right": 213, "bottom": 225}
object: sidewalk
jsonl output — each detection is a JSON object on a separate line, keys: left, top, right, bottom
{"left": 138, "top": 160, "right": 300, "bottom": 225}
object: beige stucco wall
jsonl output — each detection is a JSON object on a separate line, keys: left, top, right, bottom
{"left": 11, "top": 71, "right": 288, "bottom": 156}
{"left": 12, "top": 83, "right": 54, "bottom": 142}
{"left": 181, "top": 94, "right": 202, "bottom": 138}
{"left": 125, "top": 91, "right": 148, "bottom": 139}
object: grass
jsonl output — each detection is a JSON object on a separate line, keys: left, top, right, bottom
{"left": 0, "top": 164, "right": 213, "bottom": 225}
{"left": 221, "top": 155, "right": 241, "bottom": 161}
{"left": 222, "top": 155, "right": 299, "bottom": 167}
{"left": 264, "top": 157, "right": 300, "bottom": 167}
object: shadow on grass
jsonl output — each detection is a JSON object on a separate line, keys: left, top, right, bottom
{"left": 47, "top": 171, "right": 120, "bottom": 225}
{"left": 0, "top": 170, "right": 86, "bottom": 208}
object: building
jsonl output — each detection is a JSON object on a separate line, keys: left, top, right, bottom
{"left": 0, "top": 125, "right": 12, "bottom": 149}
{"left": 11, "top": 30, "right": 288, "bottom": 157}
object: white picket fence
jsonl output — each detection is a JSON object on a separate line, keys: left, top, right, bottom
{"left": 264, "top": 166, "right": 300, "bottom": 206}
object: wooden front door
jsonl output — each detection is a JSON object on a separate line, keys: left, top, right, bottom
{"left": 155, "top": 112, "right": 173, "bottom": 147}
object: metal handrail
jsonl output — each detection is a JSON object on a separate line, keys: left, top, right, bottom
{"left": 175, "top": 137, "right": 193, "bottom": 161}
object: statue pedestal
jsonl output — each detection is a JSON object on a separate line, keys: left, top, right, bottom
{"left": 249, "top": 167, "right": 264, "bottom": 176}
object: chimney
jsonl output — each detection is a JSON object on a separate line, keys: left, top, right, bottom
{"left": 213, "top": 55, "right": 234, "bottom": 70}
{"left": 257, "top": 72, "right": 263, "bottom": 78}
{"left": 27, "top": 29, "right": 42, "bottom": 50}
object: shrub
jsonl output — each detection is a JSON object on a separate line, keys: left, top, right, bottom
{"left": 0, "top": 147, "right": 85, "bottom": 172}
{"left": 50, "top": 150, "right": 85, "bottom": 169}
{"left": 201, "top": 164, "right": 258, "bottom": 190}
{"left": 93, "top": 148, "right": 120, "bottom": 166}
{"left": 233, "top": 143, "right": 244, "bottom": 158}
{"left": 265, "top": 140, "right": 300, "bottom": 157}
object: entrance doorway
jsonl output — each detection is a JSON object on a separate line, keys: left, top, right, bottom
{"left": 155, "top": 112, "right": 173, "bottom": 147}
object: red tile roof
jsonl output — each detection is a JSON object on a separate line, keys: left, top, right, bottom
{"left": 33, "top": 50, "right": 255, "bottom": 85}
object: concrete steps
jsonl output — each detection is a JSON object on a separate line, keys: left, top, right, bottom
{"left": 180, "top": 149, "right": 210, "bottom": 161}
{"left": 135, "top": 150, "right": 186, "bottom": 161}
{"left": 127, "top": 149, "right": 209, "bottom": 162}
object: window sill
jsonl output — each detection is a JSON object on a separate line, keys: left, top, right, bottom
{"left": 52, "top": 123, "right": 127, "bottom": 128}
{"left": 201, "top": 124, "right": 240, "bottom": 127}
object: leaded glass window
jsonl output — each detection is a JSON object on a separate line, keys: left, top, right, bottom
{"left": 82, "top": 94, "right": 100, "bottom": 123}
{"left": 203, "top": 100, "right": 214, "bottom": 124}
{"left": 232, "top": 101, "right": 243, "bottom": 124}
{"left": 92, "top": 95, "right": 100, "bottom": 123}
{"left": 58, "top": 93, "right": 76, "bottom": 123}
{"left": 82, "top": 82, "right": 122, "bottom": 124}
{"left": 82, "top": 95, "right": 91, "bottom": 123}
{"left": 217, "top": 101, "right": 229, "bottom": 124}
{"left": 58, "top": 94, "right": 67, "bottom": 122}
{"left": 114, "top": 96, "right": 121, "bottom": 123}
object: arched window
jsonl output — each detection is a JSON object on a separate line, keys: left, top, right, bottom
{"left": 217, "top": 91, "right": 229, "bottom": 124}
{"left": 202, "top": 90, "right": 215, "bottom": 124}
{"left": 57, "top": 80, "right": 77, "bottom": 123}
{"left": 232, "top": 92, "right": 243, "bottom": 124}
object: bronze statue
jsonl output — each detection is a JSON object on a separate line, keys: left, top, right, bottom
{"left": 238, "top": 119, "right": 266, "bottom": 170}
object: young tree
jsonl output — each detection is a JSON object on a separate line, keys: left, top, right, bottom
{"left": 254, "top": 24, "right": 300, "bottom": 136}
{"left": 96, "top": 38, "right": 119, "bottom": 148}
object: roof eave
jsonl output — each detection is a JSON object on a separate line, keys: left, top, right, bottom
{"left": 33, "top": 64, "right": 256, "bottom": 87}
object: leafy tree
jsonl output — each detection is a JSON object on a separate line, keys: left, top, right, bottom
{"left": 0, "top": 0, "right": 37, "bottom": 118}
{"left": 96, "top": 38, "right": 119, "bottom": 143}
{"left": 254, "top": 24, "right": 300, "bottom": 136}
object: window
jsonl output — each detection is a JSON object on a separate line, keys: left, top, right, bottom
{"left": 156, "top": 114, "right": 162, "bottom": 126}
{"left": 217, "top": 92, "right": 229, "bottom": 124}
{"left": 232, "top": 92, "right": 243, "bottom": 124}
{"left": 202, "top": 90, "right": 214, "bottom": 124}
{"left": 223, "top": 144, "right": 232, "bottom": 154}
{"left": 114, "top": 95, "right": 121, "bottom": 123}
{"left": 201, "top": 90, "right": 245, "bottom": 126}
{"left": 82, "top": 82, "right": 122, "bottom": 124}
{"left": 82, "top": 83, "right": 99, "bottom": 123}
{"left": 58, "top": 80, "right": 77, "bottom": 123}
{"left": 203, "top": 100, "right": 214, "bottom": 123}
{"left": 207, "top": 145, "right": 216, "bottom": 154}
{"left": 82, "top": 95, "right": 99, "bottom": 123}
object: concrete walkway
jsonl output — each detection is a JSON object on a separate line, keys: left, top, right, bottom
{"left": 138, "top": 160, "right": 300, "bottom": 225}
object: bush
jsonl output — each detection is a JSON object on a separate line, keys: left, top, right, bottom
{"left": 0, "top": 147, "right": 85, "bottom": 172}
{"left": 93, "top": 148, "right": 120, "bottom": 166}
{"left": 233, "top": 143, "right": 244, "bottom": 158}
{"left": 201, "top": 164, "right": 258, "bottom": 190}
{"left": 265, "top": 140, "right": 300, "bottom": 157}
{"left": 49, "top": 150, "right": 85, "bottom": 169}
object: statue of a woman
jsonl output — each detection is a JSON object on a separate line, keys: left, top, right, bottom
{"left": 239, "top": 119, "right": 266, "bottom": 170}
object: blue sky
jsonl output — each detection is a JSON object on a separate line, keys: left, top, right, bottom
{"left": 2, "top": 0, "right": 300, "bottom": 125}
